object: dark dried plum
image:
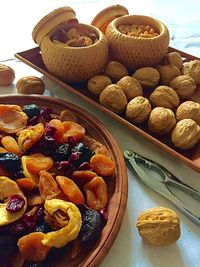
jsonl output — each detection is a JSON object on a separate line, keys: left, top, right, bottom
{"left": 22, "top": 104, "right": 41, "bottom": 118}
{"left": 70, "top": 143, "right": 94, "bottom": 167}
{"left": 52, "top": 143, "right": 70, "bottom": 162}
{"left": 79, "top": 209, "right": 103, "bottom": 243}
{"left": 35, "top": 221, "right": 52, "bottom": 233}
{"left": 0, "top": 235, "right": 17, "bottom": 257}
{"left": 0, "top": 153, "right": 22, "bottom": 175}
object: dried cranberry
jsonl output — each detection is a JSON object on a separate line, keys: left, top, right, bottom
{"left": 78, "top": 162, "right": 91, "bottom": 170}
{"left": 22, "top": 213, "right": 36, "bottom": 232}
{"left": 40, "top": 107, "right": 52, "bottom": 122}
{"left": 6, "top": 195, "right": 25, "bottom": 213}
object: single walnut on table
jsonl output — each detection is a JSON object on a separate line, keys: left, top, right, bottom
{"left": 149, "top": 85, "right": 180, "bottom": 109}
{"left": 0, "top": 64, "right": 15, "bottom": 86}
{"left": 132, "top": 67, "right": 160, "bottom": 89}
{"left": 136, "top": 207, "right": 181, "bottom": 246}
{"left": 16, "top": 76, "right": 45, "bottom": 95}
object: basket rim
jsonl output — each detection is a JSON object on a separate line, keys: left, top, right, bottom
{"left": 108, "top": 14, "right": 169, "bottom": 40}
{"left": 43, "top": 23, "right": 107, "bottom": 50}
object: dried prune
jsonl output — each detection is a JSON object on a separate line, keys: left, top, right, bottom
{"left": 0, "top": 152, "right": 22, "bottom": 172}
{"left": 70, "top": 143, "right": 94, "bottom": 167}
{"left": 35, "top": 221, "right": 52, "bottom": 233}
{"left": 79, "top": 209, "right": 102, "bottom": 243}
{"left": 0, "top": 235, "right": 17, "bottom": 257}
{"left": 52, "top": 143, "right": 70, "bottom": 162}
{"left": 22, "top": 104, "right": 40, "bottom": 119}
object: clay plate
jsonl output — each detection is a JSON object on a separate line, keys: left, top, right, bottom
{"left": 0, "top": 94, "right": 128, "bottom": 267}
{"left": 15, "top": 47, "right": 200, "bottom": 172}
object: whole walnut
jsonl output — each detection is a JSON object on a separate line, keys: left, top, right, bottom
{"left": 176, "top": 101, "right": 200, "bottom": 125}
{"left": 148, "top": 107, "right": 176, "bottom": 135}
{"left": 149, "top": 85, "right": 180, "bottom": 109}
{"left": 132, "top": 67, "right": 160, "bottom": 89}
{"left": 170, "top": 75, "right": 196, "bottom": 98}
{"left": 136, "top": 207, "right": 181, "bottom": 246}
{"left": 117, "top": 76, "right": 143, "bottom": 101}
{"left": 16, "top": 76, "right": 45, "bottom": 95}
{"left": 181, "top": 61, "right": 191, "bottom": 75}
{"left": 171, "top": 119, "right": 200, "bottom": 149}
{"left": 0, "top": 64, "right": 15, "bottom": 86}
{"left": 99, "top": 84, "right": 127, "bottom": 113}
{"left": 104, "top": 61, "right": 129, "bottom": 82}
{"left": 187, "top": 60, "right": 200, "bottom": 84}
{"left": 162, "top": 52, "right": 183, "bottom": 69}
{"left": 87, "top": 75, "right": 112, "bottom": 96}
{"left": 126, "top": 96, "right": 151, "bottom": 124}
{"left": 189, "top": 84, "right": 200, "bottom": 104}
{"left": 158, "top": 64, "right": 181, "bottom": 85}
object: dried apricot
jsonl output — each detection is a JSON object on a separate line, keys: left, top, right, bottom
{"left": 82, "top": 135, "right": 111, "bottom": 157}
{"left": 63, "top": 121, "right": 85, "bottom": 142}
{"left": 84, "top": 176, "right": 108, "bottom": 211}
{"left": 72, "top": 170, "right": 97, "bottom": 184}
{"left": 56, "top": 176, "right": 84, "bottom": 205}
{"left": 21, "top": 155, "right": 40, "bottom": 185}
{"left": 1, "top": 136, "right": 21, "bottom": 155}
{"left": 49, "top": 119, "right": 64, "bottom": 143}
{"left": 0, "top": 105, "right": 28, "bottom": 134}
{"left": 90, "top": 154, "right": 115, "bottom": 176}
{"left": 38, "top": 171, "right": 61, "bottom": 200}
{"left": 0, "top": 146, "right": 8, "bottom": 153}
{"left": 17, "top": 232, "right": 51, "bottom": 262}
{"left": 16, "top": 178, "right": 35, "bottom": 192}
{"left": 27, "top": 192, "right": 44, "bottom": 206}
{"left": 60, "top": 109, "right": 78, "bottom": 122}
{"left": 17, "top": 123, "right": 44, "bottom": 150}
{"left": 25, "top": 153, "right": 54, "bottom": 174}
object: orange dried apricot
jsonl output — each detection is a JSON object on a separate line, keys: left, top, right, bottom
{"left": 90, "top": 154, "right": 115, "bottom": 176}
{"left": 63, "top": 121, "right": 85, "bottom": 142}
{"left": 38, "top": 171, "right": 61, "bottom": 200}
{"left": 0, "top": 104, "right": 28, "bottom": 134}
{"left": 56, "top": 176, "right": 84, "bottom": 205}
{"left": 21, "top": 155, "right": 40, "bottom": 185}
{"left": 16, "top": 178, "right": 35, "bottom": 192}
{"left": 17, "top": 232, "right": 51, "bottom": 262}
{"left": 49, "top": 119, "right": 64, "bottom": 143}
{"left": 60, "top": 109, "right": 78, "bottom": 122}
{"left": 27, "top": 192, "right": 44, "bottom": 206}
{"left": 0, "top": 146, "right": 8, "bottom": 153}
{"left": 84, "top": 176, "right": 108, "bottom": 211}
{"left": 17, "top": 123, "right": 44, "bottom": 150}
{"left": 25, "top": 153, "right": 54, "bottom": 174}
{"left": 72, "top": 170, "right": 97, "bottom": 184}
{"left": 1, "top": 136, "right": 21, "bottom": 155}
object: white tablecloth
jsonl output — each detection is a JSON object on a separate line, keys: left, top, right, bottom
{"left": 0, "top": 1, "right": 200, "bottom": 267}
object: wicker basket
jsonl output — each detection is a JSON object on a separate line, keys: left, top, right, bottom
{"left": 40, "top": 23, "right": 108, "bottom": 83}
{"left": 105, "top": 15, "right": 170, "bottom": 71}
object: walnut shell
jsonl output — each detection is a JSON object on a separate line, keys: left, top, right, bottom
{"left": 148, "top": 107, "right": 176, "bottom": 135}
{"left": 136, "top": 207, "right": 181, "bottom": 246}
{"left": 87, "top": 75, "right": 112, "bottom": 96}
{"left": 16, "top": 76, "right": 45, "bottom": 95}
{"left": 149, "top": 85, "right": 180, "bottom": 109}
{"left": 117, "top": 76, "right": 143, "bottom": 101}
{"left": 181, "top": 61, "right": 191, "bottom": 75}
{"left": 99, "top": 84, "right": 127, "bottom": 113}
{"left": 171, "top": 119, "right": 200, "bottom": 149}
{"left": 0, "top": 64, "right": 15, "bottom": 86}
{"left": 176, "top": 101, "right": 200, "bottom": 125}
{"left": 104, "top": 61, "right": 129, "bottom": 82}
{"left": 188, "top": 60, "right": 200, "bottom": 84}
{"left": 132, "top": 67, "right": 160, "bottom": 89}
{"left": 126, "top": 96, "right": 151, "bottom": 124}
{"left": 170, "top": 75, "right": 196, "bottom": 98}
{"left": 189, "top": 84, "right": 200, "bottom": 104}
{"left": 162, "top": 52, "right": 183, "bottom": 69}
{"left": 158, "top": 64, "right": 181, "bottom": 85}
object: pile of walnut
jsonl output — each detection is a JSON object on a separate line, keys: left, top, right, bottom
{"left": 87, "top": 52, "right": 200, "bottom": 150}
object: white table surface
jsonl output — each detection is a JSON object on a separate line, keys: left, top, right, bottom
{"left": 1, "top": 1, "right": 200, "bottom": 267}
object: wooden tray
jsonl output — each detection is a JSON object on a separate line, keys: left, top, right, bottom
{"left": 0, "top": 95, "right": 128, "bottom": 267}
{"left": 15, "top": 47, "right": 200, "bottom": 173}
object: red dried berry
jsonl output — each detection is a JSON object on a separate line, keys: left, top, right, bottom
{"left": 6, "top": 194, "right": 25, "bottom": 213}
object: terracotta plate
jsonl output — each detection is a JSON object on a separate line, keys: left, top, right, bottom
{"left": 0, "top": 94, "right": 128, "bottom": 267}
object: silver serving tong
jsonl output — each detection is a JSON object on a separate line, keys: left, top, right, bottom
{"left": 124, "top": 149, "right": 200, "bottom": 226}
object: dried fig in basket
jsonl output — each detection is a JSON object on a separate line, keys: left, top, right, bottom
{"left": 176, "top": 101, "right": 200, "bottom": 125}
{"left": 170, "top": 75, "right": 196, "bottom": 98}
{"left": 132, "top": 67, "right": 160, "bottom": 89}
{"left": 148, "top": 107, "right": 176, "bottom": 135}
{"left": 126, "top": 96, "right": 151, "bottom": 124}
{"left": 117, "top": 76, "right": 143, "bottom": 101}
{"left": 171, "top": 119, "right": 200, "bottom": 149}
{"left": 136, "top": 207, "right": 181, "bottom": 246}
{"left": 149, "top": 85, "right": 180, "bottom": 109}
